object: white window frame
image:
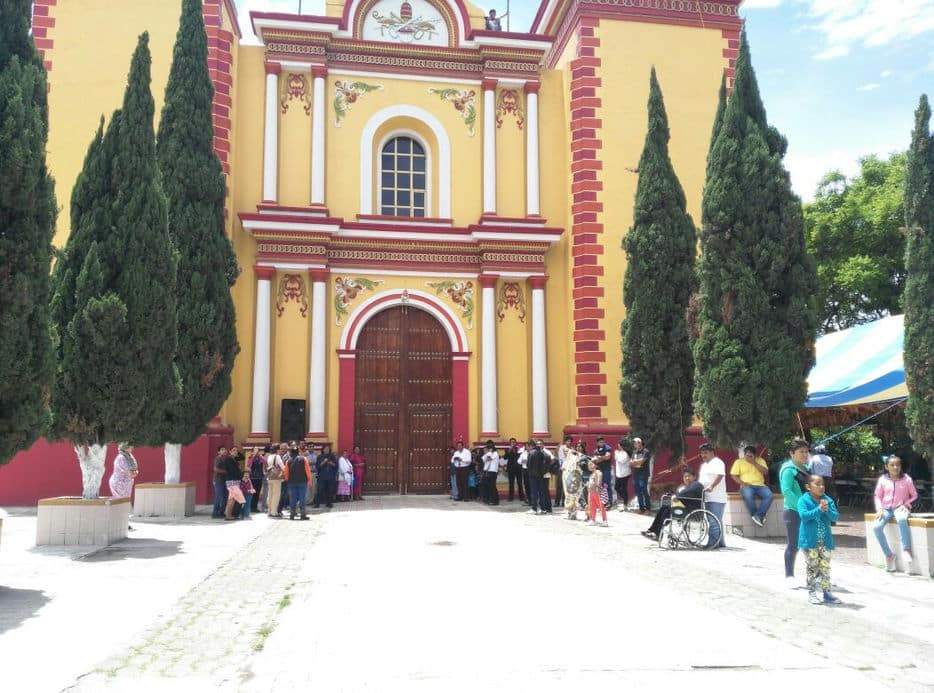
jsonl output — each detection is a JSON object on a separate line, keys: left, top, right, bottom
{"left": 376, "top": 130, "right": 432, "bottom": 218}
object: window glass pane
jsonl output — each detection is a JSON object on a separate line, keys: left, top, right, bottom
{"left": 381, "top": 154, "right": 394, "bottom": 170}
{"left": 397, "top": 190, "right": 410, "bottom": 205}
{"left": 414, "top": 192, "right": 425, "bottom": 207}
{"left": 396, "top": 207, "right": 410, "bottom": 217}
{"left": 413, "top": 174, "right": 425, "bottom": 189}
{"left": 414, "top": 208, "right": 425, "bottom": 218}
{"left": 411, "top": 140, "right": 424, "bottom": 156}
{"left": 413, "top": 156, "right": 425, "bottom": 172}
{"left": 381, "top": 205, "right": 394, "bottom": 215}
{"left": 381, "top": 189, "right": 394, "bottom": 205}
{"left": 381, "top": 172, "right": 394, "bottom": 187}
{"left": 398, "top": 156, "right": 411, "bottom": 171}
{"left": 397, "top": 173, "right": 410, "bottom": 188}
{"left": 397, "top": 138, "right": 411, "bottom": 154}
{"left": 382, "top": 140, "right": 395, "bottom": 153}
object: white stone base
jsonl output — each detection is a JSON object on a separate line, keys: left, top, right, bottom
{"left": 722, "top": 491, "right": 786, "bottom": 538}
{"left": 36, "top": 497, "right": 130, "bottom": 546}
{"left": 864, "top": 513, "right": 934, "bottom": 577}
{"left": 133, "top": 482, "right": 196, "bottom": 518}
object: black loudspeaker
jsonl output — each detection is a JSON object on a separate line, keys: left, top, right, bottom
{"left": 280, "top": 399, "right": 306, "bottom": 443}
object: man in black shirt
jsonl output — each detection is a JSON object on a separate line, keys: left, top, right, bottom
{"left": 527, "top": 441, "right": 552, "bottom": 514}
{"left": 643, "top": 469, "right": 703, "bottom": 538}
{"left": 593, "top": 436, "right": 614, "bottom": 508}
{"left": 212, "top": 447, "right": 229, "bottom": 519}
{"left": 631, "top": 437, "right": 653, "bottom": 513}
{"left": 504, "top": 438, "right": 524, "bottom": 501}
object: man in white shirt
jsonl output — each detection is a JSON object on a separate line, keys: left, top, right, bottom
{"left": 518, "top": 441, "right": 531, "bottom": 506}
{"left": 451, "top": 441, "right": 473, "bottom": 502}
{"left": 697, "top": 442, "right": 727, "bottom": 548}
{"left": 481, "top": 441, "right": 501, "bottom": 505}
{"left": 265, "top": 444, "right": 287, "bottom": 518}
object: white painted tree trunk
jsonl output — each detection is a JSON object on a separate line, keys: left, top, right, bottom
{"left": 164, "top": 442, "right": 182, "bottom": 484}
{"left": 75, "top": 444, "right": 107, "bottom": 500}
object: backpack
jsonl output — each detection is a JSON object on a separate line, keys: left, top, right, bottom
{"left": 266, "top": 454, "right": 284, "bottom": 480}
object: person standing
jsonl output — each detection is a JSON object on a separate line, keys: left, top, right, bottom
{"left": 809, "top": 445, "right": 835, "bottom": 500}
{"left": 223, "top": 450, "right": 246, "bottom": 521}
{"left": 450, "top": 441, "right": 473, "bottom": 503}
{"left": 504, "top": 438, "right": 524, "bottom": 502}
{"left": 239, "top": 470, "right": 255, "bottom": 519}
{"left": 631, "top": 437, "right": 652, "bottom": 513}
{"left": 481, "top": 441, "right": 501, "bottom": 505}
{"left": 779, "top": 439, "right": 812, "bottom": 583}
{"left": 265, "top": 444, "right": 286, "bottom": 518}
{"left": 585, "top": 460, "right": 608, "bottom": 527}
{"left": 730, "top": 445, "right": 773, "bottom": 527}
{"left": 872, "top": 455, "right": 919, "bottom": 572}
{"left": 614, "top": 440, "right": 631, "bottom": 512}
{"left": 563, "top": 444, "right": 583, "bottom": 520}
{"left": 798, "top": 474, "right": 842, "bottom": 605}
{"left": 593, "top": 436, "right": 614, "bottom": 508}
{"left": 109, "top": 443, "right": 139, "bottom": 500}
{"left": 284, "top": 445, "right": 312, "bottom": 520}
{"left": 315, "top": 444, "right": 338, "bottom": 508}
{"left": 527, "top": 441, "right": 552, "bottom": 514}
{"left": 698, "top": 443, "right": 727, "bottom": 548}
{"left": 212, "top": 446, "right": 230, "bottom": 519}
{"left": 349, "top": 445, "right": 367, "bottom": 500}
{"left": 337, "top": 450, "right": 354, "bottom": 501}
{"left": 248, "top": 447, "right": 266, "bottom": 513}
{"left": 555, "top": 435, "right": 573, "bottom": 508}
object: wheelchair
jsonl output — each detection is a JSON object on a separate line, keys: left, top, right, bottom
{"left": 656, "top": 492, "right": 722, "bottom": 550}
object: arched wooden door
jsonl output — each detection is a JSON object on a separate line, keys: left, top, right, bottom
{"left": 354, "top": 305, "right": 452, "bottom": 494}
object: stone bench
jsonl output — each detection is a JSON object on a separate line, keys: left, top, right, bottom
{"left": 722, "top": 491, "right": 785, "bottom": 538}
{"left": 864, "top": 513, "right": 934, "bottom": 577}
{"left": 134, "top": 482, "right": 196, "bottom": 518}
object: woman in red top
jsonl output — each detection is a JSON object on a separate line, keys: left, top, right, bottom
{"left": 349, "top": 445, "right": 367, "bottom": 500}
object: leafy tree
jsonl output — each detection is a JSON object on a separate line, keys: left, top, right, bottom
{"left": 693, "top": 30, "right": 818, "bottom": 453}
{"left": 620, "top": 68, "right": 695, "bottom": 458}
{"left": 903, "top": 95, "right": 934, "bottom": 461}
{"left": 156, "top": 0, "right": 239, "bottom": 483}
{"left": 0, "top": 0, "right": 56, "bottom": 463}
{"left": 50, "top": 34, "right": 178, "bottom": 498}
{"left": 804, "top": 153, "right": 907, "bottom": 332}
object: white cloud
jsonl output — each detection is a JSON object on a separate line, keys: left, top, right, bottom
{"left": 799, "top": 0, "right": 934, "bottom": 61}
{"left": 880, "top": 69, "right": 892, "bottom": 77}
{"left": 856, "top": 82, "right": 881, "bottom": 91}
{"left": 785, "top": 144, "right": 902, "bottom": 201}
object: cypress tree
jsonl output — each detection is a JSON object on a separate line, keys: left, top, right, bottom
{"left": 693, "top": 31, "right": 817, "bottom": 451}
{"left": 903, "top": 95, "right": 934, "bottom": 460}
{"left": 156, "top": 0, "right": 239, "bottom": 482}
{"left": 0, "top": 0, "right": 56, "bottom": 464}
{"left": 50, "top": 34, "right": 178, "bottom": 498}
{"left": 620, "top": 69, "right": 696, "bottom": 458}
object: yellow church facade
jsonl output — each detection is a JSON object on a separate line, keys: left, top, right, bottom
{"left": 36, "top": 0, "right": 742, "bottom": 493}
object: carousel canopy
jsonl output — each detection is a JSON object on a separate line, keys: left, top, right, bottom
{"left": 805, "top": 314, "right": 907, "bottom": 409}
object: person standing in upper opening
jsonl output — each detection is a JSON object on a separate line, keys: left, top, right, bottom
{"left": 481, "top": 440, "right": 501, "bottom": 506}
{"left": 697, "top": 443, "right": 727, "bottom": 548}
{"left": 451, "top": 441, "right": 473, "bottom": 503}
{"left": 780, "top": 439, "right": 812, "bottom": 585}
{"left": 631, "top": 438, "right": 652, "bottom": 513}
{"left": 484, "top": 8, "right": 508, "bottom": 31}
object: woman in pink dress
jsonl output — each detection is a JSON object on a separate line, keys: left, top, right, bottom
{"left": 109, "top": 444, "right": 139, "bottom": 498}
{"left": 349, "top": 445, "right": 366, "bottom": 500}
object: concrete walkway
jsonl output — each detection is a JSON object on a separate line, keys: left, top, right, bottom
{"left": 1, "top": 498, "right": 932, "bottom": 692}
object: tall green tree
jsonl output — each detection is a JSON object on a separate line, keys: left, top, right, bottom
{"left": 620, "top": 69, "right": 695, "bottom": 458}
{"left": 693, "top": 31, "right": 818, "bottom": 452}
{"left": 805, "top": 153, "right": 907, "bottom": 332}
{"left": 50, "top": 33, "right": 178, "bottom": 498}
{"left": 156, "top": 0, "right": 239, "bottom": 483}
{"left": 0, "top": 0, "right": 56, "bottom": 464}
{"left": 903, "top": 95, "right": 934, "bottom": 461}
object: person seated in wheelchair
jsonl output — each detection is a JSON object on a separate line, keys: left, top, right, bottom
{"left": 642, "top": 468, "right": 703, "bottom": 539}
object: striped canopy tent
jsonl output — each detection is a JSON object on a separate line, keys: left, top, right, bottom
{"left": 802, "top": 315, "right": 907, "bottom": 428}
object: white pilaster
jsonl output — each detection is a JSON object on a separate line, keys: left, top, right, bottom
{"left": 530, "top": 276, "right": 549, "bottom": 436}
{"left": 308, "top": 270, "right": 328, "bottom": 434}
{"left": 482, "top": 79, "right": 497, "bottom": 215}
{"left": 311, "top": 67, "right": 326, "bottom": 206}
{"left": 480, "top": 275, "right": 498, "bottom": 435}
{"left": 262, "top": 63, "right": 280, "bottom": 202}
{"left": 250, "top": 267, "right": 274, "bottom": 436}
{"left": 525, "top": 83, "right": 541, "bottom": 216}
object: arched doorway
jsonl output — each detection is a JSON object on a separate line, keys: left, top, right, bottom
{"left": 354, "top": 305, "right": 452, "bottom": 494}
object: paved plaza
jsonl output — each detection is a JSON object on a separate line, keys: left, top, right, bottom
{"left": 1, "top": 497, "right": 933, "bottom": 692}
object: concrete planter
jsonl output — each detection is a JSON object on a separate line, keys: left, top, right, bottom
{"left": 722, "top": 491, "right": 785, "bottom": 538}
{"left": 864, "top": 513, "right": 934, "bottom": 577}
{"left": 36, "top": 496, "right": 130, "bottom": 546}
{"left": 133, "top": 482, "right": 196, "bottom": 518}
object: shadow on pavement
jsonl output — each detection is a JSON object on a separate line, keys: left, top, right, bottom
{"left": 76, "top": 538, "right": 184, "bottom": 562}
{"left": 0, "top": 586, "right": 51, "bottom": 634}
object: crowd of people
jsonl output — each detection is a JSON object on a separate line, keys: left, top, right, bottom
{"left": 211, "top": 442, "right": 366, "bottom": 521}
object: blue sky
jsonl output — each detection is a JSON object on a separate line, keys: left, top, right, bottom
{"left": 238, "top": 0, "right": 934, "bottom": 200}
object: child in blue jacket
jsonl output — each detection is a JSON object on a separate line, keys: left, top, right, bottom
{"left": 798, "top": 474, "right": 841, "bottom": 605}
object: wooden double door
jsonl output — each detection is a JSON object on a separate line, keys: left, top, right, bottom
{"left": 354, "top": 305, "right": 452, "bottom": 494}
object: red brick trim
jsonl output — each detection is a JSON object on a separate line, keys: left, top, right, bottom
{"left": 721, "top": 26, "right": 741, "bottom": 89}
{"left": 204, "top": 1, "right": 235, "bottom": 175}
{"left": 31, "top": 0, "right": 57, "bottom": 75}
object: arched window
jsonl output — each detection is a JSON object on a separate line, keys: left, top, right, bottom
{"left": 379, "top": 136, "right": 427, "bottom": 217}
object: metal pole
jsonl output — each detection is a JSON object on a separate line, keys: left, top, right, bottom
{"left": 299, "top": 0, "right": 303, "bottom": 13}
{"left": 507, "top": 0, "right": 510, "bottom": 31}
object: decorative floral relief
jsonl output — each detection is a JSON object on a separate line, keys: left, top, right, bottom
{"left": 495, "top": 89, "right": 524, "bottom": 129}
{"left": 428, "top": 88, "right": 476, "bottom": 136}
{"left": 496, "top": 282, "right": 525, "bottom": 322}
{"left": 277, "top": 274, "right": 308, "bottom": 318}
{"left": 334, "top": 80, "right": 382, "bottom": 126}
{"left": 334, "top": 277, "right": 382, "bottom": 325}
{"left": 281, "top": 73, "right": 311, "bottom": 115}
{"left": 426, "top": 280, "right": 474, "bottom": 328}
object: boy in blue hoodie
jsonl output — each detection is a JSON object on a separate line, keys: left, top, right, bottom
{"left": 798, "top": 474, "right": 841, "bottom": 605}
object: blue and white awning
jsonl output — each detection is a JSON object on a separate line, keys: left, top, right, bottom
{"left": 805, "top": 314, "right": 907, "bottom": 408}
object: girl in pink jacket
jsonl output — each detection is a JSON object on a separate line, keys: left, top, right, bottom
{"left": 872, "top": 455, "right": 919, "bottom": 572}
